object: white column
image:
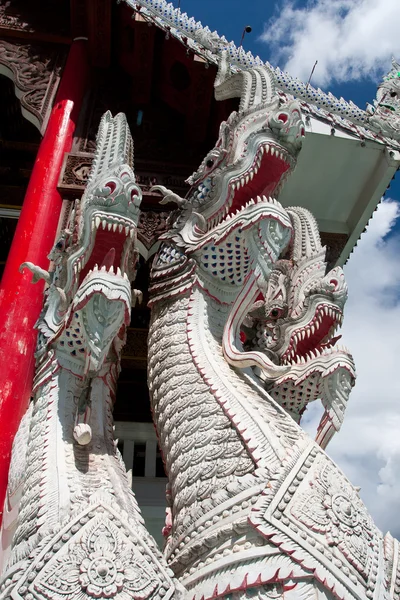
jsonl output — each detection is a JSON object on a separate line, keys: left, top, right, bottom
{"left": 145, "top": 440, "right": 157, "bottom": 478}
{"left": 123, "top": 440, "right": 134, "bottom": 472}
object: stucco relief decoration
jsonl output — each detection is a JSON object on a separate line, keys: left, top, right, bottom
{"left": 34, "top": 518, "right": 159, "bottom": 600}
{"left": 291, "top": 459, "right": 374, "bottom": 578}
{"left": 250, "top": 448, "right": 382, "bottom": 598}
{"left": 0, "top": 40, "right": 66, "bottom": 131}
{"left": 138, "top": 211, "right": 170, "bottom": 253}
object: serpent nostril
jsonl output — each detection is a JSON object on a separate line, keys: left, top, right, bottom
{"left": 329, "top": 278, "right": 339, "bottom": 290}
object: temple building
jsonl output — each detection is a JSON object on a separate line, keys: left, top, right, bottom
{"left": 0, "top": 0, "right": 400, "bottom": 561}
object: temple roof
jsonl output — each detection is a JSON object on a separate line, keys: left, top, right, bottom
{"left": 124, "top": 0, "right": 400, "bottom": 265}
{"left": 125, "top": 0, "right": 400, "bottom": 151}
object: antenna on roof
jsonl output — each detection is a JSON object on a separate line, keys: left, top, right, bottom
{"left": 306, "top": 60, "right": 318, "bottom": 89}
{"left": 239, "top": 25, "right": 252, "bottom": 48}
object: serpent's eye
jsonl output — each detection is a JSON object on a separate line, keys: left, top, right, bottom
{"left": 206, "top": 159, "right": 214, "bottom": 168}
{"left": 268, "top": 307, "right": 284, "bottom": 320}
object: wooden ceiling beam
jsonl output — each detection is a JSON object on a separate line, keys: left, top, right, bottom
{"left": 71, "top": 0, "right": 112, "bottom": 67}
{"left": 185, "top": 59, "right": 215, "bottom": 144}
{"left": 70, "top": 0, "right": 88, "bottom": 40}
{"left": 128, "top": 19, "right": 155, "bottom": 106}
{"left": 87, "top": 0, "right": 112, "bottom": 67}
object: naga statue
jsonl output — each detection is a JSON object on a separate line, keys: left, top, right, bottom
{"left": 367, "top": 57, "right": 400, "bottom": 140}
{"left": 243, "top": 206, "right": 356, "bottom": 449}
{"left": 148, "top": 55, "right": 400, "bottom": 599}
{"left": 0, "top": 113, "right": 182, "bottom": 600}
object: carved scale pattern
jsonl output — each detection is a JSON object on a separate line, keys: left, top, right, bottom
{"left": 148, "top": 293, "right": 255, "bottom": 542}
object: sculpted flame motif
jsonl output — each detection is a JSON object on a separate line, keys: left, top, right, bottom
{"left": 0, "top": 113, "right": 181, "bottom": 600}
{"left": 243, "top": 207, "right": 356, "bottom": 448}
{"left": 148, "top": 55, "right": 400, "bottom": 600}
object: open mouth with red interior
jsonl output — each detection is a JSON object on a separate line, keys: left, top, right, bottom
{"left": 73, "top": 214, "right": 136, "bottom": 287}
{"left": 281, "top": 303, "right": 344, "bottom": 365}
{"left": 226, "top": 142, "right": 291, "bottom": 218}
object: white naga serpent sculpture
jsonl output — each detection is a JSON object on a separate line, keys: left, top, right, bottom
{"left": 147, "top": 56, "right": 400, "bottom": 600}
{"left": 0, "top": 113, "right": 182, "bottom": 600}
{"left": 1, "top": 58, "right": 400, "bottom": 600}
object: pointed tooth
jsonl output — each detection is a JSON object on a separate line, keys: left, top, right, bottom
{"left": 125, "top": 226, "right": 129, "bottom": 236}
{"left": 240, "top": 177, "right": 245, "bottom": 187}
{"left": 102, "top": 220, "right": 107, "bottom": 230}
{"left": 109, "top": 265, "right": 114, "bottom": 274}
{"left": 77, "top": 261, "right": 82, "bottom": 272}
{"left": 101, "top": 265, "right": 106, "bottom": 272}
{"left": 94, "top": 264, "right": 99, "bottom": 271}
{"left": 301, "top": 330, "right": 305, "bottom": 340}
{"left": 261, "top": 146, "right": 265, "bottom": 155}
{"left": 117, "top": 267, "right": 122, "bottom": 276}
{"left": 250, "top": 171, "right": 254, "bottom": 180}
{"left": 245, "top": 175, "right": 249, "bottom": 184}
{"left": 311, "top": 324, "right": 315, "bottom": 335}
{"left": 108, "top": 222, "right": 112, "bottom": 231}
{"left": 271, "top": 147, "right": 275, "bottom": 156}
{"left": 123, "top": 272, "right": 129, "bottom": 280}
{"left": 130, "top": 229, "right": 134, "bottom": 238}
{"left": 118, "top": 224, "right": 122, "bottom": 233}
{"left": 112, "top": 223, "right": 117, "bottom": 232}
{"left": 95, "top": 216, "right": 101, "bottom": 229}
{"left": 91, "top": 220, "right": 95, "bottom": 231}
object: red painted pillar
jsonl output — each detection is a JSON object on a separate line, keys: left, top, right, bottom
{"left": 0, "top": 40, "right": 89, "bottom": 517}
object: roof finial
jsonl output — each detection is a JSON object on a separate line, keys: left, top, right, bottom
{"left": 306, "top": 60, "right": 318, "bottom": 89}
{"left": 239, "top": 25, "right": 252, "bottom": 48}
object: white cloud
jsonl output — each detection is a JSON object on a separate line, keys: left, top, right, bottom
{"left": 260, "top": 0, "right": 400, "bottom": 87}
{"left": 304, "top": 199, "right": 400, "bottom": 536}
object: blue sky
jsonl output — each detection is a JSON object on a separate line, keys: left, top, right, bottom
{"left": 174, "top": 0, "right": 400, "bottom": 534}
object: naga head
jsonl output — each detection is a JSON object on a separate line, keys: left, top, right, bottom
{"left": 374, "top": 57, "right": 400, "bottom": 112}
{"left": 150, "top": 56, "right": 306, "bottom": 380}
{"left": 151, "top": 53, "right": 306, "bottom": 282}
{"left": 244, "top": 208, "right": 350, "bottom": 370}
{"left": 183, "top": 52, "right": 305, "bottom": 228}
{"left": 367, "top": 57, "right": 400, "bottom": 139}
{"left": 36, "top": 112, "right": 142, "bottom": 378}
{"left": 242, "top": 207, "right": 356, "bottom": 446}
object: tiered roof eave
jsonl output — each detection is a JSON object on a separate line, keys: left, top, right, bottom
{"left": 122, "top": 0, "right": 400, "bottom": 151}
